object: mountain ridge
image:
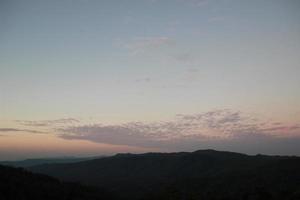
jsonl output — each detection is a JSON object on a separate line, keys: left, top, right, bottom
{"left": 29, "top": 149, "right": 300, "bottom": 200}
{"left": 0, "top": 156, "right": 102, "bottom": 168}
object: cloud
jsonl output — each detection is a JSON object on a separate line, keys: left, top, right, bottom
{"left": 176, "top": 110, "right": 247, "bottom": 132}
{"left": 124, "top": 36, "right": 175, "bottom": 55}
{"left": 259, "top": 125, "right": 300, "bottom": 134}
{"left": 57, "top": 109, "right": 300, "bottom": 153}
{"left": 59, "top": 124, "right": 163, "bottom": 148}
{"left": 208, "top": 16, "right": 225, "bottom": 22}
{"left": 135, "top": 77, "right": 151, "bottom": 83}
{"left": 16, "top": 118, "right": 80, "bottom": 127}
{"left": 179, "top": 0, "right": 209, "bottom": 7}
{"left": 0, "top": 128, "right": 46, "bottom": 134}
{"left": 173, "top": 53, "right": 195, "bottom": 63}
{"left": 149, "top": 0, "right": 209, "bottom": 7}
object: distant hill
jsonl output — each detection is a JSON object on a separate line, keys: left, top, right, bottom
{"left": 30, "top": 149, "right": 300, "bottom": 200}
{"left": 0, "top": 164, "right": 115, "bottom": 200}
{"left": 0, "top": 156, "right": 102, "bottom": 168}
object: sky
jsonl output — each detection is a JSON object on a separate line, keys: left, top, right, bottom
{"left": 0, "top": 0, "right": 300, "bottom": 160}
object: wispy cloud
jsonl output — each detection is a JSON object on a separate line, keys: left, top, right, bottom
{"left": 135, "top": 77, "right": 152, "bottom": 83}
{"left": 180, "top": 0, "right": 209, "bottom": 7}
{"left": 57, "top": 109, "right": 300, "bottom": 151}
{"left": 16, "top": 118, "right": 80, "bottom": 127}
{"left": 173, "top": 53, "right": 195, "bottom": 63}
{"left": 10, "top": 111, "right": 298, "bottom": 153}
{"left": 59, "top": 124, "right": 163, "bottom": 148}
{"left": 123, "top": 36, "right": 175, "bottom": 55}
{"left": 149, "top": 0, "right": 209, "bottom": 7}
{"left": 208, "top": 16, "right": 225, "bottom": 22}
{"left": 8, "top": 109, "right": 298, "bottom": 154}
{"left": 260, "top": 125, "right": 300, "bottom": 133}
{"left": 0, "top": 128, "right": 46, "bottom": 134}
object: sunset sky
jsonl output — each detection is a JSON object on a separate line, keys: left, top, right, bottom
{"left": 1, "top": 0, "right": 300, "bottom": 160}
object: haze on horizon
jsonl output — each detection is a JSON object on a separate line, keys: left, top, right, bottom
{"left": 0, "top": 0, "right": 300, "bottom": 160}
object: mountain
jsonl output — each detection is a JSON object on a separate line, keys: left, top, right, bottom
{"left": 30, "top": 149, "right": 300, "bottom": 200}
{"left": 0, "top": 156, "right": 102, "bottom": 168}
{"left": 0, "top": 164, "right": 116, "bottom": 200}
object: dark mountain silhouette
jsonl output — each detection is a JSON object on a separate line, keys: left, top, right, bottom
{"left": 0, "top": 156, "right": 102, "bottom": 168}
{"left": 29, "top": 149, "right": 300, "bottom": 200}
{"left": 0, "top": 164, "right": 116, "bottom": 200}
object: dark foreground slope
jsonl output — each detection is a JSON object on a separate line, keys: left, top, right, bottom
{"left": 0, "top": 165, "right": 115, "bottom": 200}
{"left": 30, "top": 150, "right": 300, "bottom": 200}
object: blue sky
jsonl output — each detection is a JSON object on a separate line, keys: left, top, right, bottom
{"left": 0, "top": 0, "right": 300, "bottom": 159}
